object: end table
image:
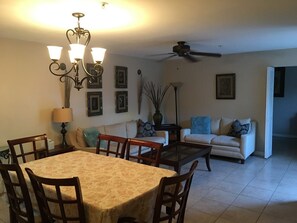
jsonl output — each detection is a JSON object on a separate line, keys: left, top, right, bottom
{"left": 154, "top": 124, "right": 181, "bottom": 144}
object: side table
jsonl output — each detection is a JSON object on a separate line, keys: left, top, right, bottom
{"left": 154, "top": 124, "right": 182, "bottom": 144}
{"left": 48, "top": 145, "right": 74, "bottom": 156}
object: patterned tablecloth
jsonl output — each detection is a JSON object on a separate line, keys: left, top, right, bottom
{"left": 17, "top": 150, "right": 176, "bottom": 223}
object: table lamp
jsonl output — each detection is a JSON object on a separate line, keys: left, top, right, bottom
{"left": 53, "top": 107, "right": 73, "bottom": 148}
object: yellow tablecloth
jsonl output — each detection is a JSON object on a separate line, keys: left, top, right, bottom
{"left": 19, "top": 150, "right": 176, "bottom": 223}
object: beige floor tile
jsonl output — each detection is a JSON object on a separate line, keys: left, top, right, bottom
{"left": 184, "top": 208, "right": 217, "bottom": 223}
{"left": 232, "top": 194, "right": 268, "bottom": 213}
{"left": 240, "top": 185, "right": 274, "bottom": 201}
{"left": 204, "top": 188, "right": 238, "bottom": 205}
{"left": 218, "top": 205, "right": 260, "bottom": 223}
{"left": 263, "top": 200, "right": 297, "bottom": 222}
{"left": 191, "top": 197, "right": 229, "bottom": 217}
{"left": 257, "top": 213, "right": 297, "bottom": 223}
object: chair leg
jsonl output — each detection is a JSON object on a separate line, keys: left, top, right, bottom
{"left": 9, "top": 206, "right": 16, "bottom": 223}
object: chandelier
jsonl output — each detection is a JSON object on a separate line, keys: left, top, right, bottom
{"left": 47, "top": 12, "right": 106, "bottom": 90}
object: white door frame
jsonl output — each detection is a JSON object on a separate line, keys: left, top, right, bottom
{"left": 264, "top": 67, "right": 274, "bottom": 158}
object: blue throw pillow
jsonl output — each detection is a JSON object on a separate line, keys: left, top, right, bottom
{"left": 137, "top": 119, "right": 157, "bottom": 137}
{"left": 83, "top": 127, "right": 99, "bottom": 147}
{"left": 191, "top": 116, "right": 211, "bottom": 134}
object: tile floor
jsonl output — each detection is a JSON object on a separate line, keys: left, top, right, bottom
{"left": 184, "top": 138, "right": 297, "bottom": 223}
{"left": 0, "top": 138, "right": 296, "bottom": 223}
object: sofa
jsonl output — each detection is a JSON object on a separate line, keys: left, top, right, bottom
{"left": 67, "top": 120, "right": 169, "bottom": 153}
{"left": 180, "top": 117, "right": 256, "bottom": 163}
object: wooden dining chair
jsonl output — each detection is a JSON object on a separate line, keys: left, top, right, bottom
{"left": 7, "top": 134, "right": 49, "bottom": 164}
{"left": 25, "top": 168, "right": 86, "bottom": 223}
{"left": 126, "top": 138, "right": 163, "bottom": 167}
{"left": 96, "top": 134, "right": 128, "bottom": 158}
{"left": 0, "top": 161, "right": 35, "bottom": 223}
{"left": 118, "top": 160, "right": 198, "bottom": 223}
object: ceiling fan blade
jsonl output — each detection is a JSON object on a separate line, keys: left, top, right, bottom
{"left": 190, "top": 51, "right": 222, "bottom": 57}
{"left": 158, "top": 54, "right": 177, "bottom": 62}
{"left": 148, "top": 52, "right": 175, "bottom": 57}
{"left": 184, "top": 54, "right": 198, "bottom": 62}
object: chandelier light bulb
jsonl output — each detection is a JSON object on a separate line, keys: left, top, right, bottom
{"left": 47, "top": 46, "right": 62, "bottom": 61}
{"left": 69, "top": 44, "right": 85, "bottom": 61}
{"left": 91, "top": 47, "right": 106, "bottom": 64}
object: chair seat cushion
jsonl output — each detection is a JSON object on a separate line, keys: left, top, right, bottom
{"left": 184, "top": 134, "right": 217, "bottom": 144}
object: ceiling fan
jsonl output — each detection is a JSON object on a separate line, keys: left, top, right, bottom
{"left": 160, "top": 41, "right": 222, "bottom": 62}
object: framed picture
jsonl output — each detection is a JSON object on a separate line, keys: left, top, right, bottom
{"left": 87, "top": 92, "right": 103, "bottom": 116}
{"left": 87, "top": 63, "right": 102, "bottom": 89}
{"left": 216, "top": 73, "right": 236, "bottom": 99}
{"left": 115, "top": 66, "right": 128, "bottom": 88}
{"left": 274, "top": 67, "right": 285, "bottom": 97}
{"left": 115, "top": 91, "right": 128, "bottom": 113}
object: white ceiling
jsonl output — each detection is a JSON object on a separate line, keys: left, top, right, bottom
{"left": 1, "top": 0, "right": 297, "bottom": 60}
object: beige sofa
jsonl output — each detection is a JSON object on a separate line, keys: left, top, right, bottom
{"left": 180, "top": 117, "right": 256, "bottom": 163}
{"left": 67, "top": 120, "right": 168, "bottom": 153}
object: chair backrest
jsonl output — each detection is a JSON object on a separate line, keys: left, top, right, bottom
{"left": 96, "top": 134, "right": 128, "bottom": 158}
{"left": 153, "top": 160, "right": 198, "bottom": 223}
{"left": 7, "top": 134, "right": 49, "bottom": 164}
{"left": 126, "top": 139, "right": 162, "bottom": 167}
{"left": 0, "top": 161, "right": 35, "bottom": 223}
{"left": 25, "top": 168, "right": 86, "bottom": 223}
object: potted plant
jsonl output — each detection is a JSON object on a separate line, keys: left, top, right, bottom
{"left": 143, "top": 81, "right": 170, "bottom": 125}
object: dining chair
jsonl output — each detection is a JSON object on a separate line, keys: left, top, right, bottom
{"left": 118, "top": 160, "right": 198, "bottom": 223}
{"left": 96, "top": 134, "right": 128, "bottom": 158}
{"left": 25, "top": 168, "right": 86, "bottom": 223}
{"left": 7, "top": 133, "right": 49, "bottom": 164}
{"left": 0, "top": 161, "right": 35, "bottom": 223}
{"left": 126, "top": 138, "right": 163, "bottom": 167}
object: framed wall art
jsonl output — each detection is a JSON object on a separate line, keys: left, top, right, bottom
{"left": 87, "top": 92, "right": 103, "bottom": 116}
{"left": 87, "top": 63, "right": 102, "bottom": 89}
{"left": 216, "top": 73, "right": 236, "bottom": 99}
{"left": 115, "top": 66, "right": 128, "bottom": 88}
{"left": 274, "top": 67, "right": 285, "bottom": 97}
{"left": 115, "top": 91, "right": 128, "bottom": 113}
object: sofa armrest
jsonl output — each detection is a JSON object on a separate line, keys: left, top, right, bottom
{"left": 240, "top": 121, "right": 256, "bottom": 159}
{"left": 155, "top": 130, "right": 169, "bottom": 146}
{"left": 180, "top": 128, "right": 191, "bottom": 142}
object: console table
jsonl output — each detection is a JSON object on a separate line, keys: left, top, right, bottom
{"left": 154, "top": 124, "right": 181, "bottom": 144}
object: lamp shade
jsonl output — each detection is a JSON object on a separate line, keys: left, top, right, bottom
{"left": 53, "top": 108, "right": 73, "bottom": 123}
{"left": 91, "top": 47, "right": 106, "bottom": 64}
{"left": 47, "top": 46, "right": 63, "bottom": 61}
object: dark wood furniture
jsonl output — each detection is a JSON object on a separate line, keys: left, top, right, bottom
{"left": 96, "top": 134, "right": 128, "bottom": 158}
{"left": 25, "top": 168, "right": 86, "bottom": 223}
{"left": 0, "top": 162, "right": 35, "bottom": 223}
{"left": 154, "top": 124, "right": 181, "bottom": 144}
{"left": 118, "top": 160, "right": 198, "bottom": 223}
{"left": 48, "top": 144, "right": 74, "bottom": 156}
{"left": 160, "top": 142, "right": 212, "bottom": 173}
{"left": 126, "top": 139, "right": 163, "bottom": 167}
{"left": 7, "top": 134, "right": 49, "bottom": 164}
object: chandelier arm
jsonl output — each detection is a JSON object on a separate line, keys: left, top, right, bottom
{"left": 81, "top": 60, "right": 104, "bottom": 77}
{"left": 49, "top": 62, "right": 76, "bottom": 82}
{"left": 66, "top": 29, "right": 75, "bottom": 44}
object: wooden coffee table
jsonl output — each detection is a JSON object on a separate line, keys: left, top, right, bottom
{"left": 160, "top": 142, "right": 212, "bottom": 173}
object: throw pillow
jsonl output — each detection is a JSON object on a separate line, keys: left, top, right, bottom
{"left": 228, "top": 120, "right": 250, "bottom": 138}
{"left": 83, "top": 127, "right": 100, "bottom": 147}
{"left": 191, "top": 116, "right": 211, "bottom": 134}
{"left": 137, "top": 119, "right": 157, "bottom": 137}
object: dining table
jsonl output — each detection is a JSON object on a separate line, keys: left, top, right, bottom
{"left": 7, "top": 150, "right": 177, "bottom": 223}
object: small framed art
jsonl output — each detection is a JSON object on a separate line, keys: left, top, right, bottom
{"left": 87, "top": 92, "right": 103, "bottom": 116}
{"left": 115, "top": 66, "right": 128, "bottom": 88}
{"left": 115, "top": 91, "right": 128, "bottom": 113}
{"left": 216, "top": 73, "right": 236, "bottom": 99}
{"left": 87, "top": 63, "right": 102, "bottom": 89}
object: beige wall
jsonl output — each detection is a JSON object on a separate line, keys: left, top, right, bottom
{"left": 162, "top": 48, "right": 297, "bottom": 155}
{"left": 0, "top": 38, "right": 163, "bottom": 147}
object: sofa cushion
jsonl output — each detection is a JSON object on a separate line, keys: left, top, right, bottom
{"left": 211, "top": 135, "right": 240, "bottom": 147}
{"left": 83, "top": 127, "right": 100, "bottom": 147}
{"left": 105, "top": 122, "right": 127, "bottom": 138}
{"left": 211, "top": 118, "right": 221, "bottom": 134}
{"left": 137, "top": 119, "right": 156, "bottom": 137}
{"left": 220, "top": 117, "right": 235, "bottom": 135}
{"left": 228, "top": 120, "right": 250, "bottom": 138}
{"left": 77, "top": 128, "right": 88, "bottom": 147}
{"left": 136, "top": 136, "right": 165, "bottom": 144}
{"left": 126, "top": 120, "right": 137, "bottom": 138}
{"left": 185, "top": 134, "right": 217, "bottom": 144}
{"left": 191, "top": 116, "right": 211, "bottom": 134}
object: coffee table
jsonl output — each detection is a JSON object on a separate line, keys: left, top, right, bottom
{"left": 160, "top": 142, "right": 212, "bottom": 173}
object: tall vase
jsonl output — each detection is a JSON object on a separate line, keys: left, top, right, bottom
{"left": 153, "top": 110, "right": 163, "bottom": 126}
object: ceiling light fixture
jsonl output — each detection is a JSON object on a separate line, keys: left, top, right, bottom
{"left": 47, "top": 12, "right": 106, "bottom": 90}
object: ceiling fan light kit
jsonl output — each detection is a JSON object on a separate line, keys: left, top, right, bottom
{"left": 47, "top": 12, "right": 106, "bottom": 91}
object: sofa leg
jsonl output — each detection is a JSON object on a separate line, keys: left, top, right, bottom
{"left": 240, "top": 159, "right": 245, "bottom": 164}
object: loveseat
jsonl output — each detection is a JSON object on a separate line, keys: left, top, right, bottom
{"left": 180, "top": 117, "right": 256, "bottom": 163}
{"left": 67, "top": 120, "right": 168, "bottom": 153}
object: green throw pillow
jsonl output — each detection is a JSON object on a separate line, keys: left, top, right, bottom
{"left": 83, "top": 127, "right": 99, "bottom": 147}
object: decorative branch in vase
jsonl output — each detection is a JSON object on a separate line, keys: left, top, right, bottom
{"left": 143, "top": 81, "right": 170, "bottom": 126}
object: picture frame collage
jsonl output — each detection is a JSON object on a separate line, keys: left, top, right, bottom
{"left": 115, "top": 66, "right": 128, "bottom": 113}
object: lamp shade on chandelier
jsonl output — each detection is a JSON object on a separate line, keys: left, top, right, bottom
{"left": 47, "top": 12, "right": 106, "bottom": 90}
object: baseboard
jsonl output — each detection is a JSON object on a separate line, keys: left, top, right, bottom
{"left": 253, "top": 150, "right": 265, "bottom": 158}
